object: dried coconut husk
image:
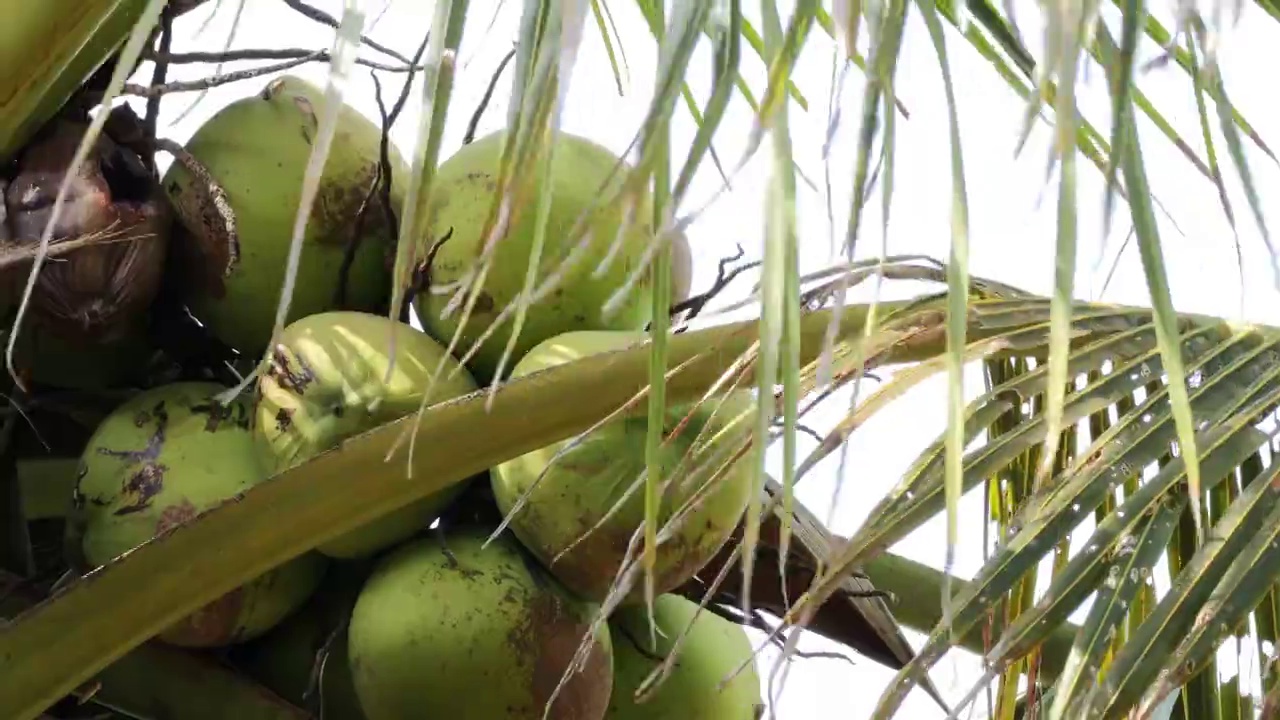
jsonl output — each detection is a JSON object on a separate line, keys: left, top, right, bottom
{"left": 1, "top": 115, "right": 169, "bottom": 345}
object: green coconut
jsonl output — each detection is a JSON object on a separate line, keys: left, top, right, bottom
{"left": 607, "top": 594, "right": 763, "bottom": 719}
{"left": 67, "top": 381, "right": 327, "bottom": 648}
{"left": 347, "top": 527, "right": 615, "bottom": 720}
{"left": 233, "top": 560, "right": 372, "bottom": 720}
{"left": 255, "top": 310, "right": 480, "bottom": 559}
{"left": 162, "top": 74, "right": 405, "bottom": 357}
{"left": 490, "top": 330, "right": 756, "bottom": 604}
{"left": 414, "top": 129, "right": 663, "bottom": 384}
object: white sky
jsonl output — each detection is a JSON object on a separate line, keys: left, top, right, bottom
{"left": 135, "top": 1, "right": 1280, "bottom": 717}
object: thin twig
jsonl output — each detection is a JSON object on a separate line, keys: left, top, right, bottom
{"left": 772, "top": 420, "right": 825, "bottom": 445}
{"left": 146, "top": 47, "right": 421, "bottom": 73}
{"left": 664, "top": 244, "right": 761, "bottom": 329}
{"left": 124, "top": 54, "right": 324, "bottom": 96}
{"left": 143, "top": 10, "right": 174, "bottom": 175}
{"left": 279, "top": 0, "right": 413, "bottom": 65}
{"left": 303, "top": 617, "right": 348, "bottom": 718}
{"left": 464, "top": 45, "right": 518, "bottom": 145}
{"left": 404, "top": 228, "right": 454, "bottom": 313}
{"left": 337, "top": 29, "right": 428, "bottom": 308}
{"left": 339, "top": 105, "right": 387, "bottom": 305}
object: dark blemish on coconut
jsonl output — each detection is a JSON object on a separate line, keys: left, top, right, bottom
{"left": 275, "top": 407, "right": 294, "bottom": 433}
{"left": 331, "top": 403, "right": 345, "bottom": 419}
{"left": 313, "top": 161, "right": 388, "bottom": 245}
{"left": 155, "top": 498, "right": 199, "bottom": 535}
{"left": 87, "top": 495, "right": 110, "bottom": 507}
{"left": 267, "top": 345, "right": 316, "bottom": 394}
{"left": 191, "top": 399, "right": 248, "bottom": 432}
{"left": 448, "top": 557, "right": 483, "bottom": 583}
{"left": 166, "top": 586, "right": 247, "bottom": 647}
{"left": 523, "top": 594, "right": 612, "bottom": 719}
{"left": 114, "top": 463, "right": 168, "bottom": 515}
{"left": 98, "top": 401, "right": 169, "bottom": 466}
{"left": 474, "top": 291, "right": 495, "bottom": 314}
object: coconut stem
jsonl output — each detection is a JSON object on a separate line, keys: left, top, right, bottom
{"left": 124, "top": 54, "right": 328, "bottom": 97}
{"left": 145, "top": 47, "right": 423, "bottom": 73}
{"left": 278, "top": 0, "right": 415, "bottom": 65}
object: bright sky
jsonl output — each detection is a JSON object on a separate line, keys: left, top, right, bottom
{"left": 137, "top": 1, "right": 1280, "bottom": 717}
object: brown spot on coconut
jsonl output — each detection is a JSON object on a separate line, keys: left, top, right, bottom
{"left": 606, "top": 594, "right": 763, "bottom": 719}
{"left": 162, "top": 74, "right": 407, "bottom": 357}
{"left": 490, "top": 330, "right": 757, "bottom": 604}
{"left": 347, "top": 528, "right": 614, "bottom": 719}
{"left": 254, "top": 310, "right": 481, "bottom": 559}
{"left": 68, "top": 381, "right": 327, "bottom": 648}
{"left": 414, "top": 130, "right": 685, "bottom": 385}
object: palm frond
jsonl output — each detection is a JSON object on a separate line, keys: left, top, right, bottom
{"left": 764, "top": 294, "right": 1280, "bottom": 720}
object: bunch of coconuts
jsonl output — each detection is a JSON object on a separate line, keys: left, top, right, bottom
{"left": 48, "top": 74, "right": 765, "bottom": 719}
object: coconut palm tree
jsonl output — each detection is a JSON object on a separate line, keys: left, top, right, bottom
{"left": 0, "top": 1, "right": 1276, "bottom": 719}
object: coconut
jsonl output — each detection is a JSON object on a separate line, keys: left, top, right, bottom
{"left": 414, "top": 130, "right": 668, "bottom": 384}
{"left": 232, "top": 560, "right": 371, "bottom": 720}
{"left": 8, "top": 320, "right": 157, "bottom": 391}
{"left": 490, "top": 330, "right": 756, "bottom": 603}
{"left": 255, "top": 310, "right": 480, "bottom": 558}
{"left": 67, "top": 381, "right": 327, "bottom": 647}
{"left": 607, "top": 594, "right": 763, "bottom": 719}
{"left": 669, "top": 229, "right": 693, "bottom": 308}
{"left": 2, "top": 113, "right": 168, "bottom": 344}
{"left": 347, "top": 527, "right": 614, "bottom": 720}
{"left": 161, "top": 74, "right": 405, "bottom": 357}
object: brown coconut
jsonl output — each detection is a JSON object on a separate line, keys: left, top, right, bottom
{"left": 1, "top": 114, "right": 167, "bottom": 345}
